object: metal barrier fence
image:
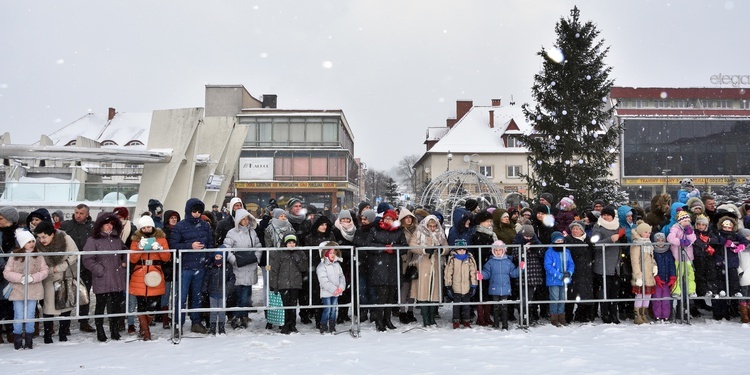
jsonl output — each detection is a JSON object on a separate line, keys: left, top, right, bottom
{"left": 1, "top": 241, "right": 746, "bottom": 342}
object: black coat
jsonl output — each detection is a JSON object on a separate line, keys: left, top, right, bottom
{"left": 364, "top": 226, "right": 407, "bottom": 287}
{"left": 564, "top": 235, "right": 595, "bottom": 300}
{"left": 269, "top": 249, "right": 308, "bottom": 290}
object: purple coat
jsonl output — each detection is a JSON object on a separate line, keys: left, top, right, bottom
{"left": 82, "top": 232, "right": 128, "bottom": 294}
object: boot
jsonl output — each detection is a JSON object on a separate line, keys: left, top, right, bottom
{"left": 128, "top": 324, "right": 136, "bottom": 334}
{"left": 482, "top": 305, "right": 494, "bottom": 326}
{"left": 79, "top": 321, "right": 96, "bottom": 333}
{"left": 476, "top": 305, "right": 490, "bottom": 326}
{"left": 138, "top": 316, "right": 151, "bottom": 341}
{"left": 43, "top": 321, "right": 54, "bottom": 344}
{"left": 452, "top": 319, "right": 460, "bottom": 329}
{"left": 24, "top": 333, "right": 33, "bottom": 349}
{"left": 59, "top": 319, "right": 70, "bottom": 342}
{"left": 640, "top": 307, "right": 652, "bottom": 324}
{"left": 96, "top": 323, "right": 107, "bottom": 342}
{"left": 14, "top": 333, "right": 23, "bottom": 350}
{"left": 462, "top": 320, "right": 472, "bottom": 328}
{"left": 600, "top": 303, "right": 612, "bottom": 324}
{"left": 190, "top": 323, "right": 208, "bottom": 334}
{"left": 384, "top": 308, "right": 396, "bottom": 330}
{"left": 558, "top": 312, "right": 569, "bottom": 326}
{"left": 609, "top": 304, "right": 621, "bottom": 324}
{"left": 240, "top": 317, "right": 250, "bottom": 329}
{"left": 33, "top": 321, "right": 40, "bottom": 338}
{"left": 337, "top": 307, "right": 350, "bottom": 323}
{"left": 375, "top": 313, "right": 387, "bottom": 332}
{"left": 162, "top": 307, "right": 171, "bottom": 329}
{"left": 633, "top": 308, "right": 644, "bottom": 325}
{"left": 422, "top": 307, "right": 431, "bottom": 327}
{"left": 551, "top": 314, "right": 561, "bottom": 327}
{"left": 399, "top": 312, "right": 411, "bottom": 324}
{"left": 740, "top": 303, "right": 750, "bottom": 323}
{"left": 500, "top": 305, "right": 509, "bottom": 330}
{"left": 109, "top": 320, "right": 121, "bottom": 341}
{"left": 208, "top": 323, "right": 217, "bottom": 335}
{"left": 406, "top": 310, "right": 418, "bottom": 323}
{"left": 218, "top": 323, "right": 226, "bottom": 335}
{"left": 492, "top": 305, "right": 501, "bottom": 328}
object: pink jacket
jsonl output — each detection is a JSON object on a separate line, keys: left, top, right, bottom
{"left": 667, "top": 223, "right": 697, "bottom": 261}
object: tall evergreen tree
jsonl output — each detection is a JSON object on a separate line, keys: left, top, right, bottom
{"left": 384, "top": 177, "right": 400, "bottom": 205}
{"left": 518, "top": 7, "right": 626, "bottom": 208}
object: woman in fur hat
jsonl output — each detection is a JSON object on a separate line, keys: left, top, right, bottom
{"left": 408, "top": 215, "right": 449, "bottom": 327}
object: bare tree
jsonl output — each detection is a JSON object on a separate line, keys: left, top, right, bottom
{"left": 395, "top": 154, "right": 420, "bottom": 196}
{"left": 364, "top": 168, "right": 390, "bottom": 204}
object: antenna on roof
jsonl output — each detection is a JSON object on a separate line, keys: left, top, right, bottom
{"left": 509, "top": 95, "right": 516, "bottom": 106}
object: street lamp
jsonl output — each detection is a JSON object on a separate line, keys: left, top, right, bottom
{"left": 447, "top": 151, "right": 453, "bottom": 171}
{"left": 662, "top": 155, "right": 673, "bottom": 194}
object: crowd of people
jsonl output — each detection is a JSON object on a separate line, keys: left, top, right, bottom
{"left": 2, "top": 178, "right": 750, "bottom": 349}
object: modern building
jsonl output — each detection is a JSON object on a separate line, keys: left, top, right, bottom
{"left": 612, "top": 86, "right": 750, "bottom": 205}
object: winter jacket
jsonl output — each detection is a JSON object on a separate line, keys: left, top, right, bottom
{"left": 565, "top": 234, "right": 595, "bottom": 300}
{"left": 269, "top": 249, "right": 307, "bottom": 290}
{"left": 544, "top": 247, "right": 575, "bottom": 287}
{"left": 129, "top": 228, "right": 170, "bottom": 297}
{"left": 408, "top": 215, "right": 449, "bottom": 302}
{"left": 667, "top": 222, "right": 697, "bottom": 261}
{"left": 716, "top": 217, "right": 750, "bottom": 269}
{"left": 661, "top": 202, "right": 687, "bottom": 236}
{"left": 223, "top": 209, "right": 262, "bottom": 286}
{"left": 59, "top": 217, "right": 94, "bottom": 252}
{"left": 591, "top": 218, "right": 622, "bottom": 276}
{"left": 630, "top": 236, "right": 657, "bottom": 288}
{"left": 693, "top": 228, "right": 719, "bottom": 258}
{"left": 492, "top": 208, "right": 517, "bottom": 245}
{"left": 316, "top": 256, "right": 346, "bottom": 298}
{"left": 215, "top": 213, "right": 237, "bottom": 248}
{"left": 555, "top": 209, "right": 578, "bottom": 234}
{"left": 448, "top": 212, "right": 475, "bottom": 248}
{"left": 168, "top": 198, "right": 214, "bottom": 270}
{"left": 511, "top": 232, "right": 544, "bottom": 286}
{"left": 472, "top": 226, "right": 498, "bottom": 265}
{"left": 481, "top": 254, "right": 520, "bottom": 296}
{"left": 617, "top": 206, "right": 638, "bottom": 243}
{"left": 738, "top": 250, "right": 750, "bottom": 287}
{"left": 3, "top": 251, "right": 48, "bottom": 301}
{"left": 444, "top": 252, "right": 478, "bottom": 294}
{"left": 653, "top": 246, "right": 676, "bottom": 282}
{"left": 82, "top": 225, "right": 128, "bottom": 295}
{"left": 38, "top": 230, "right": 79, "bottom": 315}
{"left": 364, "top": 223, "right": 407, "bottom": 287}
{"left": 203, "top": 259, "right": 234, "bottom": 298}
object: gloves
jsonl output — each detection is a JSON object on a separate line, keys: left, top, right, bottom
{"left": 736, "top": 244, "right": 746, "bottom": 253}
{"left": 652, "top": 265, "right": 658, "bottom": 276}
{"left": 19, "top": 275, "right": 34, "bottom": 285}
{"left": 562, "top": 272, "right": 571, "bottom": 283}
{"left": 334, "top": 288, "right": 343, "bottom": 296}
{"left": 706, "top": 246, "right": 716, "bottom": 256}
{"left": 445, "top": 286, "right": 454, "bottom": 301}
{"left": 617, "top": 228, "right": 626, "bottom": 240}
{"left": 635, "top": 278, "right": 643, "bottom": 287}
{"left": 384, "top": 244, "right": 394, "bottom": 254}
{"left": 679, "top": 239, "right": 691, "bottom": 247}
{"left": 519, "top": 261, "right": 526, "bottom": 270}
{"left": 699, "top": 233, "right": 709, "bottom": 243}
{"left": 684, "top": 226, "right": 693, "bottom": 235}
{"left": 726, "top": 240, "right": 736, "bottom": 248}
{"left": 655, "top": 275, "right": 665, "bottom": 288}
{"left": 470, "top": 285, "right": 477, "bottom": 298}
{"left": 476, "top": 271, "right": 484, "bottom": 281}
{"left": 667, "top": 276, "right": 676, "bottom": 288}
{"left": 152, "top": 242, "right": 163, "bottom": 250}
{"left": 139, "top": 238, "right": 149, "bottom": 250}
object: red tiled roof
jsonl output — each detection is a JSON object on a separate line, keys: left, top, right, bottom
{"left": 611, "top": 87, "right": 750, "bottom": 100}
{"left": 616, "top": 108, "right": 750, "bottom": 117}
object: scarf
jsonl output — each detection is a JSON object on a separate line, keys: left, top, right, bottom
{"left": 286, "top": 210, "right": 306, "bottom": 226}
{"left": 379, "top": 220, "right": 398, "bottom": 232}
{"left": 120, "top": 220, "right": 132, "bottom": 243}
{"left": 271, "top": 218, "right": 291, "bottom": 233}
{"left": 597, "top": 217, "right": 619, "bottom": 231}
{"left": 574, "top": 233, "right": 587, "bottom": 242}
{"left": 475, "top": 225, "right": 498, "bottom": 242}
{"left": 38, "top": 230, "right": 68, "bottom": 267}
{"left": 334, "top": 219, "right": 356, "bottom": 242}
{"left": 454, "top": 253, "right": 469, "bottom": 261}
{"left": 633, "top": 237, "right": 653, "bottom": 254}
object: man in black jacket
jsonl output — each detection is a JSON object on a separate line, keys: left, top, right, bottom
{"left": 59, "top": 203, "right": 95, "bottom": 333}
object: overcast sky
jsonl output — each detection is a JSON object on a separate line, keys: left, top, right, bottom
{"left": 1, "top": 1, "right": 745, "bottom": 171}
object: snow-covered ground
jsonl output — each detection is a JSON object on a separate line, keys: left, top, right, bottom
{"left": 2, "top": 307, "right": 749, "bottom": 374}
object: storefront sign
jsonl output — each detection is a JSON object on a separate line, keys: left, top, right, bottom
{"left": 235, "top": 181, "right": 349, "bottom": 189}
{"left": 239, "top": 157, "right": 273, "bottom": 180}
{"left": 710, "top": 74, "right": 750, "bottom": 87}
{"left": 622, "top": 177, "right": 747, "bottom": 185}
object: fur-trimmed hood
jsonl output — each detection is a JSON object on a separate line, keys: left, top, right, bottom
{"left": 92, "top": 212, "right": 123, "bottom": 239}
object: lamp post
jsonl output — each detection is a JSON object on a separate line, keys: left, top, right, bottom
{"left": 447, "top": 151, "right": 453, "bottom": 171}
{"left": 662, "top": 155, "right": 673, "bottom": 194}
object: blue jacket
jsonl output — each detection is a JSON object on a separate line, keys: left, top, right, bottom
{"left": 653, "top": 248, "right": 676, "bottom": 281}
{"left": 617, "top": 205, "right": 637, "bottom": 242}
{"left": 481, "top": 254, "right": 519, "bottom": 296}
{"left": 661, "top": 202, "right": 686, "bottom": 236}
{"left": 544, "top": 247, "right": 575, "bottom": 287}
{"left": 169, "top": 198, "right": 214, "bottom": 270}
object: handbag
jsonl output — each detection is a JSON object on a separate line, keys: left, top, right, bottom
{"left": 54, "top": 266, "right": 89, "bottom": 310}
{"left": 403, "top": 265, "right": 419, "bottom": 281}
{"left": 233, "top": 250, "right": 258, "bottom": 268}
{"left": 267, "top": 291, "right": 285, "bottom": 326}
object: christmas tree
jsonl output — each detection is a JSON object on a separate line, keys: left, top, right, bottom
{"left": 517, "top": 6, "right": 626, "bottom": 209}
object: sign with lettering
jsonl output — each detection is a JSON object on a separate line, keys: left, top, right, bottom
{"left": 710, "top": 74, "right": 750, "bottom": 87}
{"left": 234, "top": 181, "right": 349, "bottom": 189}
{"left": 622, "top": 177, "right": 747, "bottom": 185}
{"left": 239, "top": 157, "right": 273, "bottom": 180}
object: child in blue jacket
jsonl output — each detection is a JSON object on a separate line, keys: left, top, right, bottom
{"left": 478, "top": 241, "right": 522, "bottom": 330}
{"left": 544, "top": 232, "right": 575, "bottom": 327}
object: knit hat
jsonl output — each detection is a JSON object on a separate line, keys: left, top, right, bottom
{"left": 738, "top": 228, "right": 750, "bottom": 239}
{"left": 337, "top": 209, "right": 353, "bottom": 221}
{"left": 382, "top": 209, "right": 398, "bottom": 221}
{"left": 520, "top": 207, "right": 533, "bottom": 217}
{"left": 454, "top": 238, "right": 468, "bottom": 248}
{"left": 15, "top": 229, "right": 35, "bottom": 248}
{"left": 558, "top": 196, "right": 575, "bottom": 211}
{"left": 282, "top": 234, "right": 296, "bottom": 245}
{"left": 474, "top": 210, "right": 493, "bottom": 225}
{"left": 569, "top": 220, "right": 585, "bottom": 233}
{"left": 520, "top": 224, "right": 535, "bottom": 237}
{"left": 550, "top": 231, "right": 564, "bottom": 243}
{"left": 695, "top": 214, "right": 709, "bottom": 225}
{"left": 635, "top": 222, "right": 652, "bottom": 238}
{"left": 0, "top": 206, "right": 19, "bottom": 223}
{"left": 358, "top": 201, "right": 371, "bottom": 214}
{"left": 272, "top": 208, "right": 286, "bottom": 219}
{"left": 113, "top": 206, "right": 129, "bottom": 220}
{"left": 377, "top": 202, "right": 392, "bottom": 214}
{"left": 147, "top": 199, "right": 163, "bottom": 214}
{"left": 465, "top": 198, "right": 478, "bottom": 212}
{"left": 653, "top": 232, "right": 669, "bottom": 253}
{"left": 491, "top": 240, "right": 507, "bottom": 250}
{"left": 286, "top": 197, "right": 302, "bottom": 209}
{"left": 592, "top": 199, "right": 605, "bottom": 208}
{"left": 361, "top": 209, "right": 377, "bottom": 223}
{"left": 676, "top": 210, "right": 691, "bottom": 223}
{"left": 540, "top": 193, "right": 554, "bottom": 205}
{"left": 138, "top": 215, "right": 155, "bottom": 229}
{"left": 601, "top": 206, "right": 616, "bottom": 218}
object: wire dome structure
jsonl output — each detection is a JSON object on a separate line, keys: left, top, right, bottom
{"left": 418, "top": 168, "right": 505, "bottom": 227}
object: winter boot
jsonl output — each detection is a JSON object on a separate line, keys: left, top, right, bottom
{"left": 559, "top": 312, "right": 569, "bottom": 326}
{"left": 138, "top": 316, "right": 151, "bottom": 341}
{"left": 79, "top": 321, "right": 96, "bottom": 333}
{"left": 476, "top": 305, "right": 491, "bottom": 326}
{"left": 640, "top": 307, "right": 652, "bottom": 324}
{"left": 208, "top": 323, "right": 217, "bottom": 335}
{"left": 59, "top": 319, "right": 70, "bottom": 342}
{"left": 384, "top": 311, "right": 397, "bottom": 330}
{"left": 399, "top": 312, "right": 411, "bottom": 324}
{"left": 462, "top": 320, "right": 472, "bottom": 328}
{"left": 43, "top": 321, "right": 54, "bottom": 344}
{"left": 96, "top": 323, "right": 107, "bottom": 342}
{"left": 240, "top": 317, "right": 250, "bottom": 329}
{"left": 109, "top": 320, "right": 121, "bottom": 341}
{"left": 500, "top": 305, "right": 509, "bottom": 330}
{"left": 609, "top": 304, "right": 621, "bottom": 324}
{"left": 375, "top": 318, "right": 387, "bottom": 332}
{"left": 218, "top": 323, "right": 226, "bottom": 335}
{"left": 128, "top": 324, "right": 136, "bottom": 334}
{"left": 14, "top": 333, "right": 23, "bottom": 350}
{"left": 452, "top": 319, "right": 460, "bottom": 329}
{"left": 406, "top": 310, "right": 418, "bottom": 323}
{"left": 161, "top": 307, "right": 171, "bottom": 329}
{"left": 190, "top": 323, "right": 208, "bottom": 334}
{"left": 633, "top": 308, "right": 644, "bottom": 325}
{"left": 492, "top": 305, "right": 501, "bottom": 328}
{"left": 551, "top": 314, "right": 561, "bottom": 327}
{"left": 329, "top": 320, "right": 336, "bottom": 333}
{"left": 740, "top": 303, "right": 750, "bottom": 323}
{"left": 319, "top": 322, "right": 328, "bottom": 334}
{"left": 230, "top": 317, "right": 241, "bottom": 330}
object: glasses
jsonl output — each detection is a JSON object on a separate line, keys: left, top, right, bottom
{"left": 192, "top": 209, "right": 202, "bottom": 213}
{"left": 523, "top": 213, "right": 531, "bottom": 217}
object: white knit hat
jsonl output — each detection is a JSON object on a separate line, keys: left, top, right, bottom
{"left": 15, "top": 229, "right": 35, "bottom": 248}
{"left": 138, "top": 216, "right": 156, "bottom": 229}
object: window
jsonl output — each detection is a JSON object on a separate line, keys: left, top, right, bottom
{"left": 673, "top": 100, "right": 688, "bottom": 108}
{"left": 742, "top": 100, "right": 750, "bottom": 109}
{"left": 702, "top": 99, "right": 714, "bottom": 108}
{"left": 506, "top": 136, "right": 522, "bottom": 148}
{"left": 101, "top": 140, "right": 117, "bottom": 146}
{"left": 322, "top": 122, "right": 337, "bottom": 143}
{"left": 716, "top": 100, "right": 730, "bottom": 108}
{"left": 479, "top": 166, "right": 493, "bottom": 177}
{"left": 289, "top": 122, "right": 305, "bottom": 143}
{"left": 273, "top": 122, "right": 289, "bottom": 142}
{"left": 653, "top": 100, "right": 670, "bottom": 108}
{"left": 307, "top": 122, "right": 322, "bottom": 143}
{"left": 633, "top": 100, "right": 648, "bottom": 108}
{"left": 507, "top": 165, "right": 521, "bottom": 178}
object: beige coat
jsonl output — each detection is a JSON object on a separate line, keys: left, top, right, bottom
{"left": 40, "top": 232, "right": 80, "bottom": 315}
{"left": 444, "top": 252, "right": 478, "bottom": 294}
{"left": 630, "top": 236, "right": 657, "bottom": 288}
{"left": 408, "top": 215, "right": 449, "bottom": 302}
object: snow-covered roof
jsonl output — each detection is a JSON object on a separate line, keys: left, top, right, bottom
{"left": 427, "top": 104, "right": 530, "bottom": 154}
{"left": 42, "top": 111, "right": 152, "bottom": 148}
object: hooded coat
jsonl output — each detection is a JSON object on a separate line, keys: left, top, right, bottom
{"left": 408, "top": 215, "right": 449, "bottom": 302}
{"left": 224, "top": 209, "right": 262, "bottom": 286}
{"left": 492, "top": 208, "right": 517, "bottom": 245}
{"left": 480, "top": 251, "right": 520, "bottom": 296}
{"left": 3, "top": 249, "right": 48, "bottom": 301}
{"left": 82, "top": 213, "right": 128, "bottom": 294}
{"left": 168, "top": 198, "right": 213, "bottom": 270}
{"left": 129, "top": 227, "right": 170, "bottom": 297}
